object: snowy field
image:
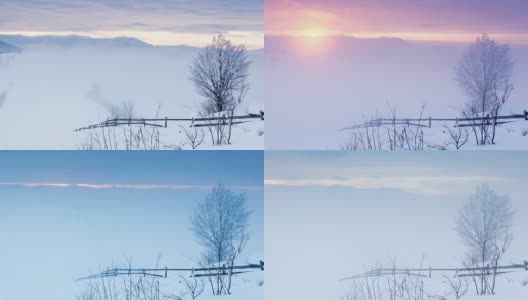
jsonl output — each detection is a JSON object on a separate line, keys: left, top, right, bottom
{"left": 265, "top": 152, "right": 528, "bottom": 300}
{"left": 0, "top": 36, "right": 264, "bottom": 149}
{"left": 265, "top": 35, "right": 528, "bottom": 150}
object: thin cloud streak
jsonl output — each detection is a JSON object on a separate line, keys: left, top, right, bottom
{"left": 265, "top": 175, "right": 503, "bottom": 195}
{"left": 0, "top": 182, "right": 262, "bottom": 191}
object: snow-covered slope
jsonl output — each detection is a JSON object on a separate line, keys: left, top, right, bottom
{"left": 0, "top": 35, "right": 263, "bottom": 149}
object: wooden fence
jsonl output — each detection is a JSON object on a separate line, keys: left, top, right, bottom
{"left": 339, "top": 260, "right": 528, "bottom": 281}
{"left": 340, "top": 111, "right": 528, "bottom": 131}
{"left": 77, "top": 261, "right": 264, "bottom": 281}
{"left": 74, "top": 111, "right": 265, "bottom": 132}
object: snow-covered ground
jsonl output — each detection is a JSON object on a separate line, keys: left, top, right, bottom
{"left": 337, "top": 118, "right": 528, "bottom": 150}
{"left": 338, "top": 270, "right": 528, "bottom": 300}
{"left": 265, "top": 35, "right": 528, "bottom": 150}
{"left": 0, "top": 36, "right": 264, "bottom": 149}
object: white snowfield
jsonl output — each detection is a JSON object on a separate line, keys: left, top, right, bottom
{"left": 265, "top": 35, "right": 528, "bottom": 150}
{"left": 0, "top": 35, "right": 264, "bottom": 149}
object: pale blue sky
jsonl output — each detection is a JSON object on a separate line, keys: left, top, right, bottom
{"left": 0, "top": 151, "right": 264, "bottom": 300}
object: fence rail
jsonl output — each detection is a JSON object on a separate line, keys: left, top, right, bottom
{"left": 77, "top": 261, "right": 264, "bottom": 281}
{"left": 74, "top": 111, "right": 265, "bottom": 132}
{"left": 339, "top": 260, "right": 528, "bottom": 282}
{"left": 340, "top": 110, "right": 528, "bottom": 131}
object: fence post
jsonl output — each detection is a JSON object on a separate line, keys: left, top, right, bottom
{"left": 165, "top": 267, "right": 168, "bottom": 278}
{"left": 260, "top": 260, "right": 265, "bottom": 270}
{"left": 428, "top": 267, "right": 431, "bottom": 278}
{"left": 260, "top": 110, "right": 264, "bottom": 120}
{"left": 165, "top": 117, "right": 168, "bottom": 128}
{"left": 524, "top": 260, "right": 527, "bottom": 270}
{"left": 455, "top": 118, "right": 459, "bottom": 127}
{"left": 428, "top": 117, "right": 431, "bottom": 128}
{"left": 524, "top": 110, "right": 528, "bottom": 120}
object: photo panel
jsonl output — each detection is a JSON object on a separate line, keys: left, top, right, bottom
{"left": 265, "top": 1, "right": 528, "bottom": 150}
{"left": 0, "top": 1, "right": 263, "bottom": 150}
{"left": 0, "top": 151, "right": 264, "bottom": 299}
{"left": 265, "top": 151, "right": 528, "bottom": 299}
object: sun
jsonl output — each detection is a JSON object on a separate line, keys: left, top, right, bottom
{"left": 300, "top": 27, "right": 327, "bottom": 38}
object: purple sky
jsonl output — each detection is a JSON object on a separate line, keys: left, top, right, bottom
{"left": 266, "top": 0, "right": 528, "bottom": 42}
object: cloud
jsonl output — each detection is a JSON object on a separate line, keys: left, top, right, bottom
{"left": 0, "top": 182, "right": 263, "bottom": 191}
{"left": 265, "top": 175, "right": 503, "bottom": 195}
{"left": 0, "top": 0, "right": 263, "bottom": 35}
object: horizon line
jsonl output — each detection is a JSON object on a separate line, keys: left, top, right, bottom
{"left": 0, "top": 182, "right": 263, "bottom": 191}
{"left": 264, "top": 31, "right": 528, "bottom": 45}
{"left": 0, "top": 31, "right": 264, "bottom": 49}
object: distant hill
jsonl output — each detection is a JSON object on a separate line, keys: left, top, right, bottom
{"left": 0, "top": 35, "right": 263, "bottom": 53}
{"left": 0, "top": 35, "right": 152, "bottom": 49}
{"left": 0, "top": 39, "right": 22, "bottom": 54}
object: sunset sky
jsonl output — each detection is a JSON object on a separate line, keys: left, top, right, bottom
{"left": 265, "top": 0, "right": 528, "bottom": 43}
{"left": 0, "top": 0, "right": 263, "bottom": 48}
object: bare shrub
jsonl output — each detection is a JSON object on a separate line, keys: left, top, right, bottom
{"left": 76, "top": 256, "right": 162, "bottom": 300}
{"left": 165, "top": 125, "right": 205, "bottom": 150}
{"left": 342, "top": 106, "right": 426, "bottom": 150}
{"left": 444, "top": 275, "right": 468, "bottom": 299}
{"left": 343, "top": 259, "right": 426, "bottom": 300}
{"left": 179, "top": 276, "right": 205, "bottom": 299}
{"left": 440, "top": 125, "right": 469, "bottom": 150}
{"left": 79, "top": 103, "right": 161, "bottom": 150}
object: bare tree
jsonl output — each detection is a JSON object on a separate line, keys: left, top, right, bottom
{"left": 455, "top": 34, "right": 514, "bottom": 145}
{"left": 190, "top": 35, "right": 251, "bottom": 145}
{"left": 455, "top": 184, "right": 514, "bottom": 295}
{"left": 191, "top": 185, "right": 251, "bottom": 295}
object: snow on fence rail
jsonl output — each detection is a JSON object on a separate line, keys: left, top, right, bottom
{"left": 339, "top": 110, "right": 528, "bottom": 131}
{"left": 76, "top": 261, "right": 265, "bottom": 281}
{"left": 74, "top": 111, "right": 265, "bottom": 132}
{"left": 339, "top": 260, "right": 528, "bottom": 281}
